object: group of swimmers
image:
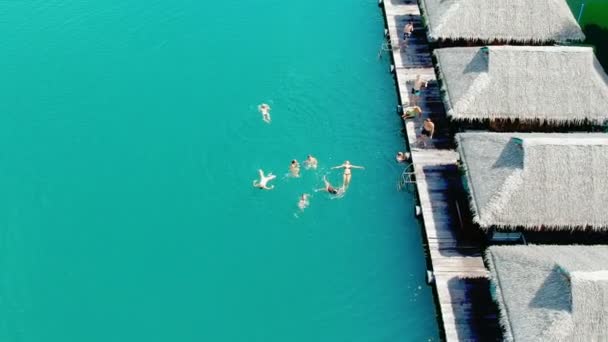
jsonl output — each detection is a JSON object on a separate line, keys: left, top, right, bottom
{"left": 253, "top": 157, "right": 364, "bottom": 192}
{"left": 254, "top": 103, "right": 365, "bottom": 211}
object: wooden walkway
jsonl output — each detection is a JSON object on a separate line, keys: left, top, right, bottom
{"left": 380, "top": 0, "right": 501, "bottom": 341}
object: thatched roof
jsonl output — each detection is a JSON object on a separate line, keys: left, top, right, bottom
{"left": 435, "top": 46, "right": 608, "bottom": 125}
{"left": 456, "top": 132, "right": 608, "bottom": 230}
{"left": 419, "top": 0, "right": 585, "bottom": 43}
{"left": 486, "top": 245, "right": 608, "bottom": 341}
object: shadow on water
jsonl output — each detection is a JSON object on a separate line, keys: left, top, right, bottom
{"left": 583, "top": 24, "right": 608, "bottom": 70}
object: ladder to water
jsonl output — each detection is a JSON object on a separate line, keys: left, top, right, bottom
{"left": 397, "top": 163, "right": 416, "bottom": 192}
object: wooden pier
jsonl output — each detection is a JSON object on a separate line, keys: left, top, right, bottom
{"left": 380, "top": 0, "right": 501, "bottom": 340}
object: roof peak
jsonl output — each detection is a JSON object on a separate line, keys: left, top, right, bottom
{"left": 569, "top": 270, "right": 608, "bottom": 282}
{"left": 518, "top": 136, "right": 608, "bottom": 147}
{"left": 486, "top": 45, "right": 593, "bottom": 53}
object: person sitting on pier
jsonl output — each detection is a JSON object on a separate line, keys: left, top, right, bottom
{"left": 304, "top": 155, "right": 318, "bottom": 169}
{"left": 412, "top": 75, "right": 428, "bottom": 96}
{"left": 253, "top": 169, "right": 276, "bottom": 190}
{"left": 419, "top": 118, "right": 435, "bottom": 147}
{"left": 396, "top": 152, "right": 411, "bottom": 163}
{"left": 258, "top": 103, "right": 271, "bottom": 123}
{"left": 402, "top": 105, "right": 422, "bottom": 119}
{"left": 332, "top": 160, "right": 364, "bottom": 188}
{"left": 403, "top": 21, "right": 414, "bottom": 42}
{"left": 290, "top": 160, "right": 301, "bottom": 177}
{"left": 315, "top": 176, "right": 342, "bottom": 195}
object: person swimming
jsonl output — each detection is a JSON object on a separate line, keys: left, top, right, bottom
{"left": 252, "top": 169, "right": 276, "bottom": 190}
{"left": 258, "top": 103, "right": 271, "bottom": 123}
{"left": 290, "top": 159, "right": 300, "bottom": 177}
{"left": 297, "top": 193, "right": 310, "bottom": 210}
{"left": 331, "top": 160, "right": 364, "bottom": 188}
{"left": 396, "top": 151, "right": 410, "bottom": 163}
{"left": 315, "top": 176, "right": 342, "bottom": 195}
{"left": 304, "top": 155, "right": 318, "bottom": 169}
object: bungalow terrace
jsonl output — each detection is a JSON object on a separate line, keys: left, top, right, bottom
{"left": 486, "top": 245, "right": 608, "bottom": 341}
{"left": 456, "top": 132, "right": 608, "bottom": 232}
{"left": 435, "top": 46, "right": 608, "bottom": 130}
{"left": 419, "top": 0, "right": 585, "bottom": 45}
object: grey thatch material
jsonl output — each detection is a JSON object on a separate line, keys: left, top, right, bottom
{"left": 486, "top": 245, "right": 608, "bottom": 342}
{"left": 456, "top": 132, "right": 608, "bottom": 230}
{"left": 435, "top": 46, "right": 608, "bottom": 125}
{"left": 419, "top": 0, "right": 585, "bottom": 43}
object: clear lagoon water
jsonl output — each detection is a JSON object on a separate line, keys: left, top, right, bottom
{"left": 0, "top": 1, "right": 438, "bottom": 341}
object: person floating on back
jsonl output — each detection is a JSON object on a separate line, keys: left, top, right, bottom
{"left": 331, "top": 160, "right": 364, "bottom": 189}
{"left": 258, "top": 103, "right": 271, "bottom": 123}
{"left": 304, "top": 155, "right": 318, "bottom": 169}
{"left": 253, "top": 169, "right": 276, "bottom": 190}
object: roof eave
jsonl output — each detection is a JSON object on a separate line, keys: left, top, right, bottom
{"left": 449, "top": 113, "right": 608, "bottom": 126}
{"left": 455, "top": 135, "right": 487, "bottom": 229}
{"left": 485, "top": 250, "right": 516, "bottom": 341}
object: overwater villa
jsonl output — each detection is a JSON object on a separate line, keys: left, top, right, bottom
{"left": 456, "top": 132, "right": 608, "bottom": 233}
{"left": 486, "top": 245, "right": 608, "bottom": 341}
{"left": 435, "top": 46, "right": 608, "bottom": 130}
{"left": 419, "top": 0, "right": 585, "bottom": 46}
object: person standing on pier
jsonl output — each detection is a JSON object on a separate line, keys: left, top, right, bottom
{"left": 332, "top": 161, "right": 364, "bottom": 189}
{"left": 419, "top": 118, "right": 435, "bottom": 148}
{"left": 403, "top": 21, "right": 414, "bottom": 42}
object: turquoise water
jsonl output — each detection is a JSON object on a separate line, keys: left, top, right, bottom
{"left": 0, "top": 1, "right": 438, "bottom": 341}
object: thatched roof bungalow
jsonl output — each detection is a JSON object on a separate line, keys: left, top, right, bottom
{"left": 456, "top": 132, "right": 608, "bottom": 231}
{"left": 435, "top": 46, "right": 608, "bottom": 128}
{"left": 419, "top": 0, "right": 585, "bottom": 45}
{"left": 486, "top": 245, "right": 608, "bottom": 341}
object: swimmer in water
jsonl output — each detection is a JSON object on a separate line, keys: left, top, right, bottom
{"left": 258, "top": 103, "right": 271, "bottom": 123}
{"left": 290, "top": 160, "right": 300, "bottom": 177}
{"left": 252, "top": 169, "right": 276, "bottom": 190}
{"left": 298, "top": 193, "right": 310, "bottom": 210}
{"left": 315, "top": 176, "right": 342, "bottom": 195}
{"left": 331, "top": 160, "right": 364, "bottom": 188}
{"left": 396, "top": 151, "right": 410, "bottom": 163}
{"left": 304, "top": 155, "right": 318, "bottom": 169}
